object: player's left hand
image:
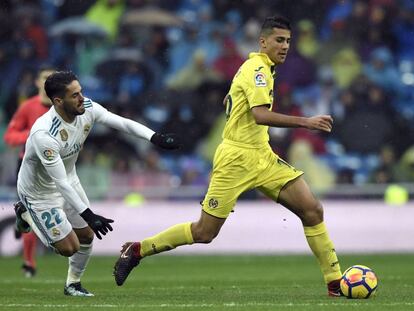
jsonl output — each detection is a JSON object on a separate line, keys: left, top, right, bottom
{"left": 150, "top": 133, "right": 182, "bottom": 150}
{"left": 306, "top": 115, "right": 333, "bottom": 132}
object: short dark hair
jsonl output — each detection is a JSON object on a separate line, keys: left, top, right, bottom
{"left": 44, "top": 71, "right": 78, "bottom": 101}
{"left": 261, "top": 15, "right": 291, "bottom": 36}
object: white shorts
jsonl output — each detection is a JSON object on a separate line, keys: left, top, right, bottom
{"left": 18, "top": 182, "right": 89, "bottom": 247}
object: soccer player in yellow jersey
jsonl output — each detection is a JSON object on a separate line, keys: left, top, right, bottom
{"left": 114, "top": 15, "right": 342, "bottom": 296}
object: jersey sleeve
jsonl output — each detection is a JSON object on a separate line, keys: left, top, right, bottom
{"left": 242, "top": 66, "right": 272, "bottom": 109}
{"left": 31, "top": 131, "right": 89, "bottom": 214}
{"left": 92, "top": 101, "right": 155, "bottom": 141}
{"left": 3, "top": 104, "right": 30, "bottom": 146}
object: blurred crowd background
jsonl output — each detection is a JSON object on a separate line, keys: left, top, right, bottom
{"left": 0, "top": 0, "right": 413, "bottom": 201}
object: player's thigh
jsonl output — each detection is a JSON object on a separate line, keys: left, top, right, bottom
{"left": 63, "top": 182, "right": 89, "bottom": 230}
{"left": 257, "top": 154, "right": 303, "bottom": 203}
{"left": 53, "top": 230, "right": 80, "bottom": 255}
{"left": 18, "top": 192, "right": 74, "bottom": 248}
{"left": 202, "top": 144, "right": 257, "bottom": 218}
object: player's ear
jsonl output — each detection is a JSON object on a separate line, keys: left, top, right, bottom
{"left": 259, "top": 36, "right": 266, "bottom": 49}
{"left": 52, "top": 97, "right": 62, "bottom": 106}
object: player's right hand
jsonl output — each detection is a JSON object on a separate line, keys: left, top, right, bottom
{"left": 150, "top": 132, "right": 182, "bottom": 150}
{"left": 306, "top": 115, "right": 333, "bottom": 132}
{"left": 80, "top": 208, "right": 114, "bottom": 239}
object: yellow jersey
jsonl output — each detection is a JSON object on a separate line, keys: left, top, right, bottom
{"left": 222, "top": 52, "right": 275, "bottom": 147}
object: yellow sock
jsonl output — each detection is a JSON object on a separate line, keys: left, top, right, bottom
{"left": 304, "top": 222, "right": 342, "bottom": 284}
{"left": 140, "top": 222, "right": 194, "bottom": 257}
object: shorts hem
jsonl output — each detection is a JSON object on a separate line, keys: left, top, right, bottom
{"left": 275, "top": 171, "right": 304, "bottom": 202}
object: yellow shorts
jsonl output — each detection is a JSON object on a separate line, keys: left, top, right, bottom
{"left": 202, "top": 141, "right": 303, "bottom": 218}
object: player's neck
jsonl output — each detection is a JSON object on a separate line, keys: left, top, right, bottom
{"left": 55, "top": 106, "right": 76, "bottom": 123}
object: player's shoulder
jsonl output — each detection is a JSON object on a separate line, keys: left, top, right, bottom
{"left": 83, "top": 97, "right": 94, "bottom": 109}
{"left": 243, "top": 53, "right": 267, "bottom": 71}
{"left": 237, "top": 54, "right": 268, "bottom": 82}
{"left": 30, "top": 109, "right": 59, "bottom": 137}
{"left": 83, "top": 97, "right": 101, "bottom": 111}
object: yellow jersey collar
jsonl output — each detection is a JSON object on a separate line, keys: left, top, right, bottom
{"left": 248, "top": 52, "right": 275, "bottom": 67}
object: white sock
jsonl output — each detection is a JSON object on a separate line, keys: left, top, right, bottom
{"left": 66, "top": 243, "right": 93, "bottom": 286}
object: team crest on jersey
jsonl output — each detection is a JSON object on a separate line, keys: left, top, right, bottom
{"left": 254, "top": 72, "right": 267, "bottom": 87}
{"left": 59, "top": 129, "right": 68, "bottom": 141}
{"left": 84, "top": 124, "right": 91, "bottom": 134}
{"left": 52, "top": 228, "right": 60, "bottom": 237}
{"left": 208, "top": 198, "right": 218, "bottom": 208}
{"left": 43, "top": 149, "right": 55, "bottom": 161}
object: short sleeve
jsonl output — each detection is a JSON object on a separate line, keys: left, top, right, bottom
{"left": 31, "top": 131, "right": 61, "bottom": 167}
{"left": 243, "top": 67, "right": 272, "bottom": 109}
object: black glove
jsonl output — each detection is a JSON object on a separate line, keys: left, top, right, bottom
{"left": 80, "top": 208, "right": 114, "bottom": 240}
{"left": 150, "top": 132, "right": 182, "bottom": 150}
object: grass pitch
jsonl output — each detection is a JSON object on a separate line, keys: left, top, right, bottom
{"left": 0, "top": 254, "right": 414, "bottom": 310}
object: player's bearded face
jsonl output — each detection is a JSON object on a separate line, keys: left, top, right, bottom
{"left": 262, "top": 28, "right": 291, "bottom": 65}
{"left": 62, "top": 80, "right": 86, "bottom": 116}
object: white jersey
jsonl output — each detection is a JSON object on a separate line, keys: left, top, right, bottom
{"left": 17, "top": 98, "right": 154, "bottom": 214}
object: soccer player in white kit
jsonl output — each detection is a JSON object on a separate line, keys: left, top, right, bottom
{"left": 15, "top": 71, "right": 181, "bottom": 296}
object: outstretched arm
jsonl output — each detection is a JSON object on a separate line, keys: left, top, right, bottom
{"left": 93, "top": 102, "right": 181, "bottom": 149}
{"left": 251, "top": 105, "right": 333, "bottom": 132}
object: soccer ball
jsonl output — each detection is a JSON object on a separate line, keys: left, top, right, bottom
{"left": 340, "top": 265, "right": 378, "bottom": 299}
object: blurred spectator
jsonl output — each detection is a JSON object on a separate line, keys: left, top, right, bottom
{"left": 394, "top": 146, "right": 414, "bottom": 182}
{"left": 277, "top": 46, "right": 317, "bottom": 88}
{"left": 320, "top": 0, "right": 353, "bottom": 40}
{"left": 288, "top": 140, "right": 336, "bottom": 193}
{"left": 167, "top": 50, "right": 222, "bottom": 92}
{"left": 16, "top": 8, "right": 48, "bottom": 60}
{"left": 236, "top": 18, "right": 260, "bottom": 58}
{"left": 331, "top": 48, "right": 361, "bottom": 89}
{"left": 392, "top": 3, "right": 414, "bottom": 61}
{"left": 347, "top": 0, "right": 369, "bottom": 47}
{"left": 296, "top": 19, "right": 320, "bottom": 60}
{"left": 212, "top": 39, "right": 244, "bottom": 82}
{"left": 369, "top": 145, "right": 397, "bottom": 184}
{"left": 167, "top": 25, "right": 199, "bottom": 78}
{"left": 363, "top": 47, "right": 402, "bottom": 94}
{"left": 85, "top": 0, "right": 125, "bottom": 40}
{"left": 117, "top": 62, "right": 146, "bottom": 105}
{"left": 315, "top": 18, "right": 355, "bottom": 67}
{"left": 336, "top": 83, "right": 394, "bottom": 154}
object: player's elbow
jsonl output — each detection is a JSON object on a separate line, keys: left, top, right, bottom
{"left": 253, "top": 116, "right": 266, "bottom": 125}
{"left": 252, "top": 113, "right": 269, "bottom": 126}
{"left": 251, "top": 107, "right": 269, "bottom": 125}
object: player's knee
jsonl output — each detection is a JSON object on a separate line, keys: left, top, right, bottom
{"left": 302, "top": 201, "right": 324, "bottom": 224}
{"left": 78, "top": 232, "right": 94, "bottom": 244}
{"left": 58, "top": 244, "right": 79, "bottom": 257}
{"left": 192, "top": 227, "right": 218, "bottom": 244}
{"left": 195, "top": 232, "right": 216, "bottom": 243}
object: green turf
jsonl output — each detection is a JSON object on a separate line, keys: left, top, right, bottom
{"left": 0, "top": 254, "right": 414, "bottom": 310}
